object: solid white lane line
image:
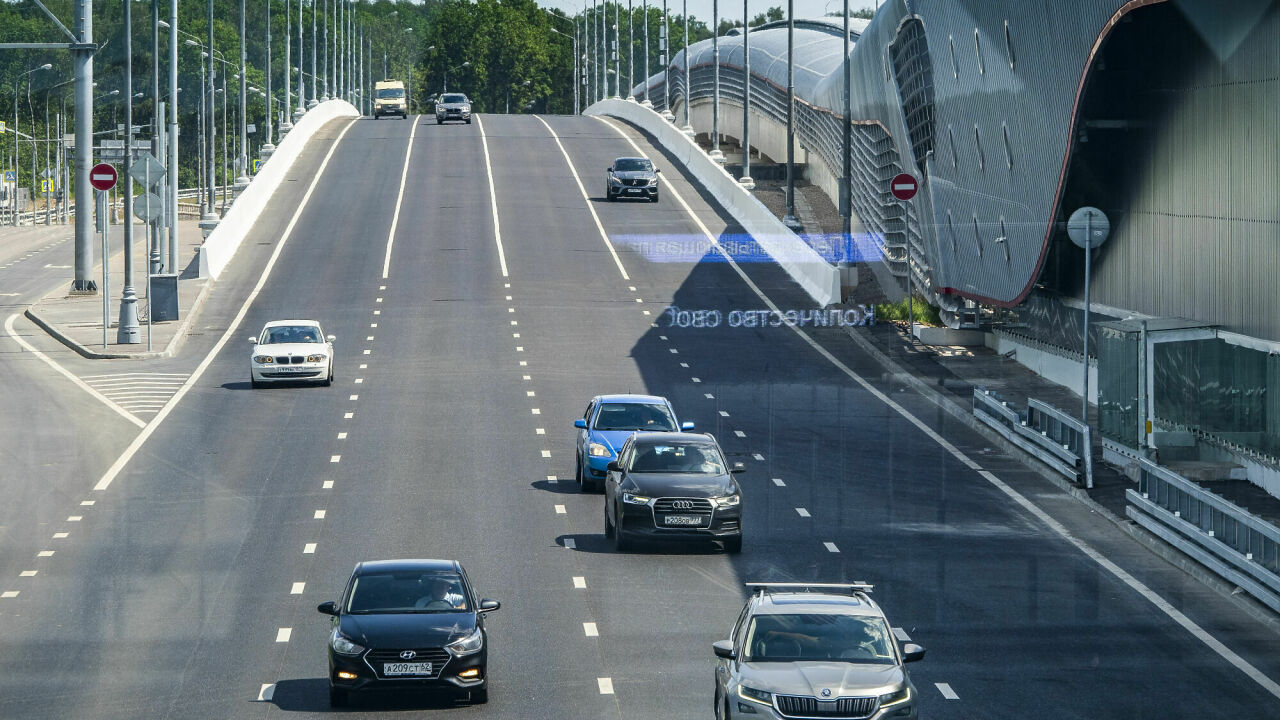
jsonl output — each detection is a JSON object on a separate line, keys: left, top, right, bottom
{"left": 936, "top": 683, "right": 959, "bottom": 700}
{"left": 583, "top": 622, "right": 599, "bottom": 637}
{"left": 573, "top": 576, "right": 586, "bottom": 589}
{"left": 291, "top": 582, "right": 306, "bottom": 595}
{"left": 381, "top": 119, "right": 419, "bottom": 278}
{"left": 824, "top": 542, "right": 840, "bottom": 553}
{"left": 531, "top": 115, "right": 630, "bottom": 280}
{"left": 594, "top": 113, "right": 1280, "bottom": 702}
{"left": 892, "top": 627, "right": 912, "bottom": 642}
{"left": 276, "top": 628, "right": 292, "bottom": 643}
{"left": 90, "top": 117, "right": 360, "bottom": 492}
{"left": 303, "top": 543, "right": 317, "bottom": 554}
{"left": 474, "top": 115, "right": 510, "bottom": 277}
{"left": 257, "top": 684, "right": 276, "bottom": 702}
{"left": 4, "top": 315, "right": 145, "bottom": 429}
{"left": 772, "top": 478, "right": 786, "bottom": 487}
{"left": 597, "top": 677, "right": 614, "bottom": 694}
{"left": 796, "top": 508, "right": 810, "bottom": 518}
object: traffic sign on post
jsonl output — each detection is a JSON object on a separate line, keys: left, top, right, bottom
{"left": 90, "top": 163, "right": 118, "bottom": 191}
{"left": 129, "top": 152, "right": 166, "bottom": 187}
{"left": 134, "top": 192, "right": 163, "bottom": 222}
{"left": 891, "top": 173, "right": 918, "bottom": 201}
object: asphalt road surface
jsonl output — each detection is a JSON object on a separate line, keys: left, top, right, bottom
{"left": 0, "top": 113, "right": 1277, "bottom": 719}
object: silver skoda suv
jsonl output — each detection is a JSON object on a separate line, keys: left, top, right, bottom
{"left": 713, "top": 583, "right": 925, "bottom": 720}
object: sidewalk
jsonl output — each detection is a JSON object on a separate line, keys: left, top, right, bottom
{"left": 24, "top": 219, "right": 210, "bottom": 359}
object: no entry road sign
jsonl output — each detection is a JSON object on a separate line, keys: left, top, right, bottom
{"left": 891, "top": 173, "right": 918, "bottom": 201}
{"left": 90, "top": 163, "right": 118, "bottom": 191}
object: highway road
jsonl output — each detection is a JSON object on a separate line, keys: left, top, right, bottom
{"left": 0, "top": 113, "right": 1277, "bottom": 719}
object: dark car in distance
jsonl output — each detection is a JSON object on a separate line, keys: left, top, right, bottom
{"left": 604, "top": 432, "right": 744, "bottom": 553}
{"left": 318, "top": 559, "right": 500, "bottom": 707}
{"left": 606, "top": 157, "right": 661, "bottom": 202}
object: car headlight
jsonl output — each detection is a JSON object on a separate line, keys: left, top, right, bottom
{"left": 253, "top": 355, "right": 274, "bottom": 364}
{"left": 306, "top": 354, "right": 327, "bottom": 363}
{"left": 879, "top": 685, "right": 911, "bottom": 706}
{"left": 713, "top": 492, "right": 740, "bottom": 508}
{"left": 737, "top": 685, "right": 772, "bottom": 706}
{"left": 329, "top": 629, "right": 366, "bottom": 656}
{"left": 445, "top": 627, "right": 483, "bottom": 656}
{"left": 461, "top": 105, "right": 471, "bottom": 112}
{"left": 588, "top": 442, "right": 611, "bottom": 457}
{"left": 621, "top": 492, "right": 651, "bottom": 505}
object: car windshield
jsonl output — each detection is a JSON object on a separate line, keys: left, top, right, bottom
{"left": 593, "top": 402, "right": 678, "bottom": 432}
{"left": 261, "top": 325, "right": 322, "bottom": 344}
{"left": 441, "top": 94, "right": 467, "bottom": 104}
{"left": 630, "top": 443, "right": 725, "bottom": 474}
{"left": 345, "top": 570, "right": 469, "bottom": 614}
{"left": 376, "top": 88, "right": 405, "bottom": 99}
{"left": 614, "top": 159, "right": 652, "bottom": 172}
{"left": 744, "top": 614, "right": 896, "bottom": 664}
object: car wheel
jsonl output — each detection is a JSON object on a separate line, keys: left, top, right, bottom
{"left": 329, "top": 686, "right": 348, "bottom": 708}
{"left": 466, "top": 118, "right": 472, "bottom": 124}
{"left": 250, "top": 375, "right": 261, "bottom": 389}
{"left": 612, "top": 515, "right": 631, "bottom": 552}
{"left": 576, "top": 456, "right": 587, "bottom": 492}
{"left": 606, "top": 190, "right": 615, "bottom": 202}
{"left": 437, "top": 118, "right": 443, "bottom": 125}
{"left": 651, "top": 193, "right": 660, "bottom": 203}
{"left": 715, "top": 688, "right": 726, "bottom": 720}
{"left": 471, "top": 687, "right": 488, "bottom": 704}
{"left": 322, "top": 363, "right": 333, "bottom": 387}
{"left": 603, "top": 504, "right": 615, "bottom": 539}
{"left": 724, "top": 535, "right": 743, "bottom": 554}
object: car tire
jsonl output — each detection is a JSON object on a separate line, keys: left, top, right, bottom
{"left": 603, "top": 505, "right": 615, "bottom": 539}
{"left": 724, "top": 535, "right": 743, "bottom": 554}
{"left": 612, "top": 516, "right": 631, "bottom": 552}
{"left": 715, "top": 688, "right": 727, "bottom": 720}
{"left": 651, "top": 193, "right": 660, "bottom": 203}
{"left": 576, "top": 456, "right": 588, "bottom": 492}
{"left": 329, "top": 686, "right": 348, "bottom": 708}
{"left": 322, "top": 364, "right": 333, "bottom": 387}
{"left": 437, "top": 118, "right": 443, "bottom": 125}
{"left": 471, "top": 687, "right": 488, "bottom": 704}
{"left": 606, "top": 190, "right": 615, "bottom": 202}
{"left": 466, "top": 118, "right": 472, "bottom": 124}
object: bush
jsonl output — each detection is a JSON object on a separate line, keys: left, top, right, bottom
{"left": 873, "top": 294, "right": 942, "bottom": 326}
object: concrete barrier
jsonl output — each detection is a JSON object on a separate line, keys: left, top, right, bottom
{"left": 586, "top": 99, "right": 840, "bottom": 307}
{"left": 198, "top": 99, "right": 360, "bottom": 279}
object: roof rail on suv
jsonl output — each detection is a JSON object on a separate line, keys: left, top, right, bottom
{"left": 745, "top": 581, "right": 875, "bottom": 596}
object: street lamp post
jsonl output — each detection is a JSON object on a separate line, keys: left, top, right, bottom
{"left": 282, "top": 0, "right": 294, "bottom": 136}
{"left": 296, "top": 0, "right": 305, "bottom": 119}
{"left": 309, "top": 0, "right": 318, "bottom": 108}
{"left": 709, "top": 0, "right": 723, "bottom": 162}
{"left": 321, "top": 0, "right": 329, "bottom": 101}
{"left": 11, "top": 65, "right": 50, "bottom": 226}
{"left": 642, "top": 0, "right": 650, "bottom": 106}
{"left": 587, "top": 0, "right": 594, "bottom": 105}
{"left": 661, "top": 0, "right": 673, "bottom": 120}
{"left": 838, "top": 0, "right": 852, "bottom": 298}
{"left": 782, "top": 0, "right": 800, "bottom": 230}
{"left": 627, "top": 0, "right": 634, "bottom": 100}
{"left": 263, "top": 0, "right": 276, "bottom": 155}
{"left": 236, "top": 0, "right": 249, "bottom": 188}
{"left": 681, "top": 0, "right": 692, "bottom": 135}
{"left": 613, "top": 3, "right": 620, "bottom": 98}
{"left": 118, "top": 0, "right": 140, "bottom": 344}
{"left": 740, "top": 0, "right": 753, "bottom": 189}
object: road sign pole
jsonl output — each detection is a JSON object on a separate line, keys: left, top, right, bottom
{"left": 98, "top": 189, "right": 108, "bottom": 347}
{"left": 890, "top": 173, "right": 920, "bottom": 340}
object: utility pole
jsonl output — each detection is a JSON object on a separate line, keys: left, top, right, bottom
{"left": 627, "top": 0, "right": 634, "bottom": 100}
{"left": 151, "top": 0, "right": 163, "bottom": 266}
{"left": 709, "top": 0, "right": 723, "bottom": 162}
{"left": 739, "top": 0, "right": 752, "bottom": 189}
{"left": 237, "top": 0, "right": 249, "bottom": 187}
{"left": 782, "top": 0, "right": 799, "bottom": 230}
{"left": 72, "top": 0, "right": 96, "bottom": 292}
{"left": 839, "top": 0, "right": 853, "bottom": 298}
{"left": 283, "top": 0, "right": 293, "bottom": 135}
{"left": 309, "top": 0, "right": 318, "bottom": 108}
{"left": 681, "top": 0, "right": 691, "bottom": 135}
{"left": 206, "top": 0, "right": 216, "bottom": 217}
{"left": 263, "top": 0, "right": 276, "bottom": 154}
{"left": 642, "top": 0, "right": 649, "bottom": 106}
{"left": 168, "top": 0, "right": 179, "bottom": 271}
{"left": 613, "top": 1, "right": 620, "bottom": 98}
{"left": 118, "top": 0, "right": 140, "bottom": 343}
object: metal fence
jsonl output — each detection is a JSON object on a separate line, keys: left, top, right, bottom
{"left": 972, "top": 388, "right": 1086, "bottom": 485}
{"left": 1126, "top": 458, "right": 1280, "bottom": 613}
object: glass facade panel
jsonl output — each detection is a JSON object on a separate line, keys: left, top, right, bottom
{"left": 1099, "top": 326, "right": 1139, "bottom": 447}
{"left": 1153, "top": 338, "right": 1277, "bottom": 457}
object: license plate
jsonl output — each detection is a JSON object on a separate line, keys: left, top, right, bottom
{"left": 383, "top": 662, "right": 433, "bottom": 676}
{"left": 664, "top": 514, "right": 702, "bottom": 526}
{"left": 281, "top": 366, "right": 305, "bottom": 372}
{"left": 627, "top": 188, "right": 643, "bottom": 194}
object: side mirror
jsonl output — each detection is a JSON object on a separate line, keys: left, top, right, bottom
{"left": 681, "top": 421, "right": 695, "bottom": 431}
{"left": 326, "top": 334, "right": 336, "bottom": 342}
{"left": 248, "top": 337, "right": 257, "bottom": 344}
{"left": 901, "top": 643, "right": 926, "bottom": 663}
{"left": 731, "top": 465, "right": 746, "bottom": 474}
{"left": 574, "top": 419, "right": 588, "bottom": 429}
{"left": 712, "top": 640, "right": 736, "bottom": 659}
{"left": 606, "top": 461, "right": 621, "bottom": 473}
{"left": 479, "top": 598, "right": 501, "bottom": 613}
{"left": 317, "top": 601, "right": 339, "bottom": 616}
{"left": 606, "top": 167, "right": 613, "bottom": 173}
{"left": 656, "top": 168, "right": 662, "bottom": 173}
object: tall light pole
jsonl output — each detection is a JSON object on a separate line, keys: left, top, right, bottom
{"left": 282, "top": 0, "right": 293, "bottom": 136}
{"left": 642, "top": 0, "right": 650, "bottom": 106}
{"left": 296, "top": 0, "right": 305, "bottom": 118}
{"left": 309, "top": 0, "right": 318, "bottom": 107}
{"left": 118, "top": 0, "right": 140, "bottom": 344}
{"left": 681, "top": 0, "right": 692, "bottom": 135}
{"left": 740, "top": 0, "right": 753, "bottom": 189}
{"left": 782, "top": 0, "right": 799, "bottom": 230}
{"left": 71, "top": 0, "right": 95, "bottom": 291}
{"left": 586, "top": 0, "right": 594, "bottom": 104}
{"left": 12, "top": 65, "right": 49, "bottom": 227}
{"left": 613, "top": 3, "right": 620, "bottom": 98}
{"left": 661, "top": 0, "right": 673, "bottom": 120}
{"left": 236, "top": 0, "right": 249, "bottom": 187}
{"left": 709, "top": 0, "right": 723, "bottom": 162}
{"left": 627, "top": 0, "right": 634, "bottom": 100}
{"left": 263, "top": 0, "right": 276, "bottom": 154}
{"left": 838, "top": 0, "right": 852, "bottom": 297}
{"left": 167, "top": 0, "right": 179, "bottom": 272}
{"left": 206, "top": 0, "right": 217, "bottom": 217}
{"left": 321, "top": 0, "right": 329, "bottom": 101}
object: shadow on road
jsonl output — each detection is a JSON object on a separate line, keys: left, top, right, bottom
{"left": 269, "top": 677, "right": 479, "bottom": 712}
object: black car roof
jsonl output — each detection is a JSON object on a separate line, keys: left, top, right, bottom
{"left": 355, "top": 558, "right": 461, "bottom": 574}
{"left": 630, "top": 431, "right": 714, "bottom": 445}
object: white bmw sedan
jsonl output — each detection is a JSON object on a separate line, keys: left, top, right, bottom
{"left": 249, "top": 320, "right": 335, "bottom": 388}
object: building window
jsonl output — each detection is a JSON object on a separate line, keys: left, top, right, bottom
{"left": 889, "top": 18, "right": 937, "bottom": 169}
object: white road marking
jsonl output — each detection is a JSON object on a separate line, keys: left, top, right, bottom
{"left": 291, "top": 582, "right": 305, "bottom": 595}
{"left": 573, "top": 576, "right": 586, "bottom": 589}
{"left": 337, "top": 432, "right": 347, "bottom": 439}
{"left": 564, "top": 538, "right": 576, "bottom": 549}
{"left": 511, "top": 321, "right": 518, "bottom": 326}
{"left": 597, "top": 677, "right": 614, "bottom": 694}
{"left": 734, "top": 430, "right": 746, "bottom": 438}
{"left": 628, "top": 286, "right": 636, "bottom": 291}
{"left": 474, "top": 115, "right": 511, "bottom": 277}
{"left": 541, "top": 450, "right": 552, "bottom": 458}
{"left": 344, "top": 412, "right": 354, "bottom": 419}
{"left": 353, "top": 378, "right": 363, "bottom": 384}
{"left": 753, "top": 453, "right": 765, "bottom": 461}
{"left": 531, "top": 408, "right": 541, "bottom": 415}
{"left": 583, "top": 622, "right": 599, "bottom": 637}
{"left": 555, "top": 504, "right": 566, "bottom": 514}
{"left": 366, "top": 336, "right": 373, "bottom": 341}
{"left": 508, "top": 307, "right": 515, "bottom": 313}
{"left": 20, "top": 571, "right": 36, "bottom": 577}
{"left": 380, "top": 285, "right": 386, "bottom": 290}
{"left": 1, "top": 591, "right": 18, "bottom": 598}
{"left": 85, "top": 118, "right": 359, "bottom": 492}
{"left": 370, "top": 323, "right": 377, "bottom": 328}
{"left": 519, "top": 360, "right": 528, "bottom": 366}
{"left": 531, "top": 115, "right": 630, "bottom": 279}
{"left": 376, "top": 297, "right": 383, "bottom": 303}
{"left": 506, "top": 295, "right": 512, "bottom": 300}
{"left": 358, "top": 364, "right": 367, "bottom": 369}
{"left": 796, "top": 508, "right": 810, "bottom": 518}
{"left": 513, "top": 333, "right": 520, "bottom": 338}
{"left": 257, "top": 683, "right": 276, "bottom": 702}
{"left": 523, "top": 375, "right": 531, "bottom": 380}
{"left": 936, "top": 683, "right": 959, "bottom": 700}
{"left": 304, "top": 543, "right": 317, "bottom": 554}
{"left": 824, "top": 542, "right": 840, "bottom": 553}
{"left": 373, "top": 309, "right": 380, "bottom": 315}
{"left": 670, "top": 348, "right": 679, "bottom": 354}
{"left": 37, "top": 551, "right": 53, "bottom": 557}
{"left": 314, "top": 510, "right": 326, "bottom": 519}
{"left": 643, "top": 310, "right": 651, "bottom": 315}
{"left": 546, "top": 475, "right": 557, "bottom": 481}
{"left": 67, "top": 516, "right": 81, "bottom": 522}
{"left": 52, "top": 532, "right": 68, "bottom": 539}
{"left": 3, "top": 317, "right": 146, "bottom": 428}
{"left": 536, "top": 428, "right": 546, "bottom": 435}
{"left": 893, "top": 627, "right": 912, "bottom": 642}
{"left": 276, "top": 628, "right": 292, "bottom": 643}
{"left": 516, "top": 346, "right": 524, "bottom": 352}
{"left": 362, "top": 349, "right": 371, "bottom": 355}
{"left": 322, "top": 480, "right": 334, "bottom": 489}
{"left": 773, "top": 478, "right": 785, "bottom": 486}
{"left": 527, "top": 390, "right": 536, "bottom": 397}
{"left": 349, "top": 395, "right": 358, "bottom": 401}
{"left": 680, "top": 362, "right": 689, "bottom": 368}
{"left": 330, "top": 455, "right": 341, "bottom": 463}
{"left": 80, "top": 500, "right": 95, "bottom": 506}
{"left": 719, "top": 410, "right": 730, "bottom": 417}
{"left": 635, "top": 298, "right": 643, "bottom": 303}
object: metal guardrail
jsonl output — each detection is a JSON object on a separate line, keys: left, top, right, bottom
{"left": 3, "top": 186, "right": 227, "bottom": 226}
{"left": 972, "top": 388, "right": 1085, "bottom": 484}
{"left": 1126, "top": 458, "right": 1280, "bottom": 613}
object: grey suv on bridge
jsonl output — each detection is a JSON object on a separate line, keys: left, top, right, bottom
{"left": 606, "top": 157, "right": 660, "bottom": 202}
{"left": 713, "top": 583, "right": 925, "bottom": 720}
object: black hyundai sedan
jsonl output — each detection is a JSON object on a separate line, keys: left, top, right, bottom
{"left": 317, "top": 559, "right": 500, "bottom": 707}
{"left": 603, "top": 432, "right": 744, "bottom": 553}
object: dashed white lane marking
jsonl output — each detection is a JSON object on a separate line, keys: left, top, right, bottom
{"left": 362, "top": 349, "right": 371, "bottom": 355}
{"left": 719, "top": 410, "right": 730, "bottom": 417}
{"left": 80, "top": 500, "right": 94, "bottom": 506}
{"left": 669, "top": 348, "right": 679, "bottom": 354}
{"left": 303, "top": 543, "right": 317, "bottom": 554}
{"left": 508, "top": 307, "right": 515, "bottom": 313}
{"left": 474, "top": 115, "right": 510, "bottom": 277}
{"left": 291, "top": 582, "right": 306, "bottom": 595}
{"left": 583, "top": 622, "right": 599, "bottom": 637}
{"left": 546, "top": 475, "right": 557, "bottom": 482}
{"left": 519, "top": 360, "right": 527, "bottom": 366}
{"left": 527, "top": 391, "right": 536, "bottom": 397}
{"left": 337, "top": 432, "right": 348, "bottom": 440}
{"left": 564, "top": 538, "right": 577, "bottom": 549}
{"left": 344, "top": 412, "right": 354, "bottom": 419}
{"left": 597, "top": 677, "right": 614, "bottom": 694}
{"left": 314, "top": 510, "right": 326, "bottom": 519}
{"left": 893, "top": 627, "right": 912, "bottom": 642}
{"left": 373, "top": 310, "right": 381, "bottom": 315}
{"left": 643, "top": 310, "right": 651, "bottom": 315}
{"left": 365, "top": 336, "right": 374, "bottom": 341}
{"left": 705, "top": 393, "right": 715, "bottom": 399}
{"left": 796, "top": 508, "right": 810, "bottom": 518}
{"left": 1, "top": 591, "right": 18, "bottom": 599}
{"left": 753, "top": 453, "right": 765, "bottom": 461}
{"left": 52, "top": 532, "right": 68, "bottom": 539}
{"left": 522, "top": 374, "right": 531, "bottom": 380}
{"left": 504, "top": 283, "right": 510, "bottom": 288}
{"left": 516, "top": 346, "right": 524, "bottom": 352}
{"left": 37, "top": 551, "right": 53, "bottom": 557}
{"left": 593, "top": 113, "right": 1280, "bottom": 704}
{"left": 772, "top": 478, "right": 786, "bottom": 487}
{"left": 20, "top": 571, "right": 36, "bottom": 577}
{"left": 628, "top": 286, "right": 636, "bottom": 291}
{"left": 513, "top": 333, "right": 521, "bottom": 338}
{"left": 322, "top": 481, "right": 334, "bottom": 489}
{"left": 555, "top": 504, "right": 566, "bottom": 514}
{"left": 531, "top": 408, "right": 541, "bottom": 415}
{"left": 541, "top": 450, "right": 552, "bottom": 458}
{"left": 573, "top": 576, "right": 586, "bottom": 589}
{"left": 659, "top": 335, "right": 668, "bottom": 340}
{"left": 380, "top": 285, "right": 386, "bottom": 290}
{"left": 276, "top": 628, "right": 292, "bottom": 643}
{"left": 375, "top": 297, "right": 383, "bottom": 303}
{"left": 257, "top": 683, "right": 276, "bottom": 702}
{"left": 824, "top": 542, "right": 840, "bottom": 553}
{"left": 532, "top": 115, "right": 630, "bottom": 280}
{"left": 352, "top": 378, "right": 363, "bottom": 385}
{"left": 358, "top": 364, "right": 367, "bottom": 369}
{"left": 679, "top": 362, "right": 689, "bottom": 368}
{"left": 511, "top": 321, "right": 518, "bottom": 327}
{"left": 380, "top": 116, "right": 419, "bottom": 278}
{"left": 370, "top": 323, "right": 378, "bottom": 328}
{"left": 536, "top": 428, "right": 546, "bottom": 435}
{"left": 734, "top": 430, "right": 746, "bottom": 438}
{"left": 330, "top": 455, "right": 341, "bottom": 463}
{"left": 936, "top": 683, "right": 959, "bottom": 700}
{"left": 635, "top": 298, "right": 643, "bottom": 303}
{"left": 349, "top": 394, "right": 359, "bottom": 401}
{"left": 506, "top": 295, "right": 512, "bottom": 300}
{"left": 67, "top": 515, "right": 81, "bottom": 522}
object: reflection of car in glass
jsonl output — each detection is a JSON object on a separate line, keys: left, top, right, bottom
{"left": 603, "top": 432, "right": 743, "bottom": 552}
{"left": 248, "top": 320, "right": 334, "bottom": 388}
{"left": 606, "top": 157, "right": 660, "bottom": 202}
{"left": 713, "top": 583, "right": 925, "bottom": 720}
{"left": 436, "top": 93, "right": 472, "bottom": 124}
{"left": 573, "top": 394, "right": 694, "bottom": 492}
{"left": 373, "top": 80, "right": 408, "bottom": 118}
{"left": 317, "top": 559, "right": 501, "bottom": 707}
